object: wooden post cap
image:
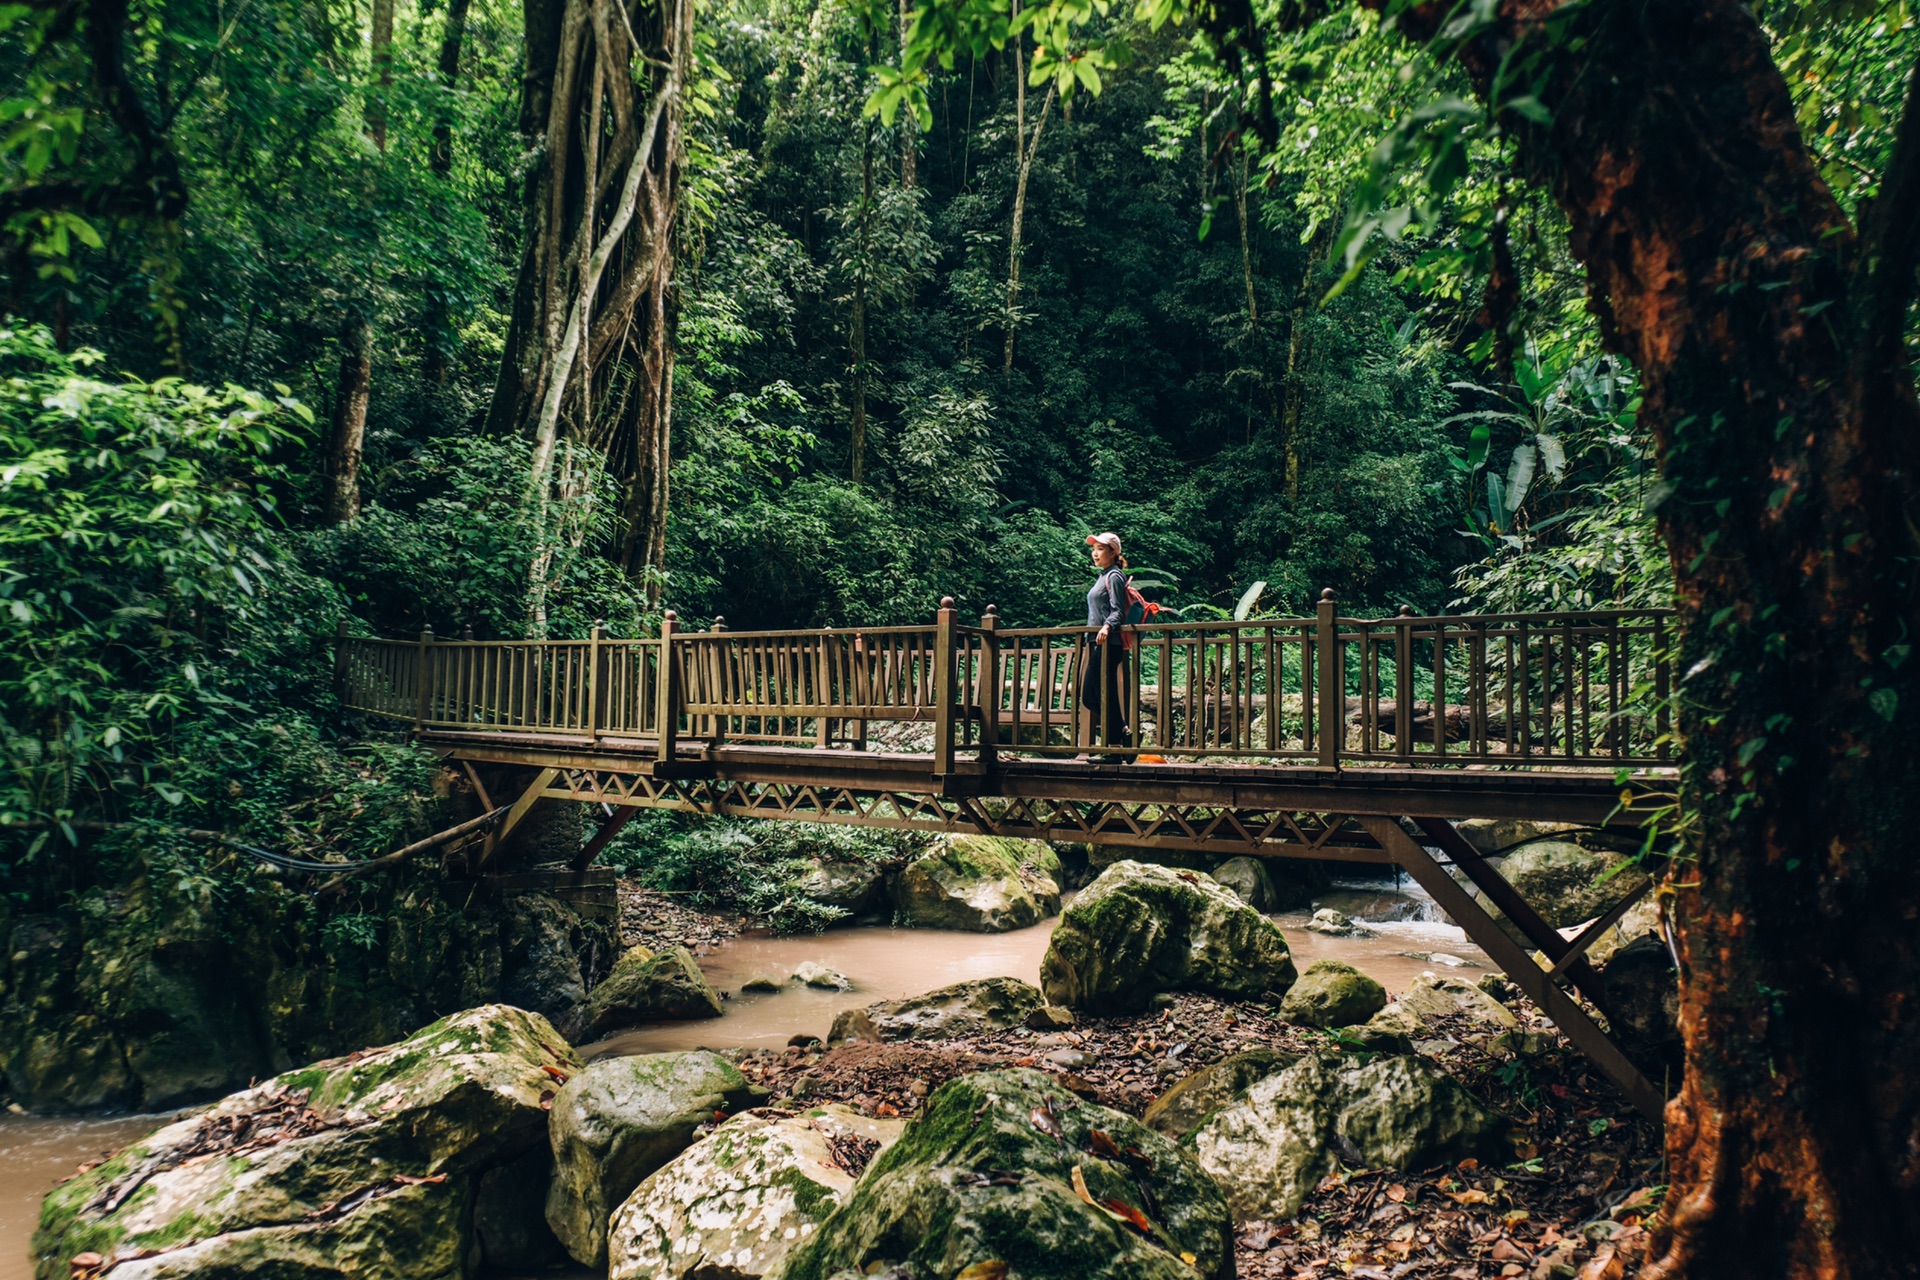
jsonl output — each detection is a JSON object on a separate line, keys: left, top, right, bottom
{"left": 462, "top": 625, "right": 474, "bottom": 640}
{"left": 1320, "top": 588, "right": 1337, "bottom": 602}
{"left": 940, "top": 597, "right": 956, "bottom": 610}
{"left": 663, "top": 609, "right": 677, "bottom": 621}
{"left": 1399, "top": 604, "right": 1416, "bottom": 616}
{"left": 984, "top": 604, "right": 999, "bottom": 616}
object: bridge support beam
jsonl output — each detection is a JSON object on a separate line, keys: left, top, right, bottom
{"left": 1360, "top": 816, "right": 1666, "bottom": 1122}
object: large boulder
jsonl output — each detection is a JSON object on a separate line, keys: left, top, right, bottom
{"left": 893, "top": 835, "right": 1063, "bottom": 932}
{"left": 1209, "top": 857, "right": 1279, "bottom": 911}
{"left": 1143, "top": 1047, "right": 1295, "bottom": 1139}
{"left": 1040, "top": 861, "right": 1296, "bottom": 1011}
{"left": 1190, "top": 1053, "right": 1504, "bottom": 1222}
{"left": 32, "top": 1005, "right": 578, "bottom": 1280}
{"left": 785, "top": 1069, "right": 1234, "bottom": 1280}
{"left": 608, "top": 1104, "right": 906, "bottom": 1280}
{"left": 546, "top": 1050, "right": 758, "bottom": 1268}
{"left": 1452, "top": 819, "right": 1575, "bottom": 855}
{"left": 829, "top": 978, "right": 1046, "bottom": 1044}
{"left": 1596, "top": 934, "right": 1682, "bottom": 1073}
{"left": 498, "top": 892, "right": 608, "bottom": 1042}
{"left": 1396, "top": 973, "right": 1519, "bottom": 1032}
{"left": 583, "top": 944, "right": 724, "bottom": 1037}
{"left": 1279, "top": 960, "right": 1387, "bottom": 1029}
{"left": 794, "top": 860, "right": 889, "bottom": 921}
{"left": 1473, "top": 841, "right": 1651, "bottom": 936}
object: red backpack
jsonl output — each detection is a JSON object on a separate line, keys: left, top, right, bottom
{"left": 1121, "top": 576, "right": 1160, "bottom": 649}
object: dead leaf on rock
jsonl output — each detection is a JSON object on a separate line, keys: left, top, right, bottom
{"left": 1087, "top": 1129, "right": 1124, "bottom": 1160}
{"left": 954, "top": 1262, "right": 1008, "bottom": 1280}
{"left": 1448, "top": 1188, "right": 1492, "bottom": 1206}
{"left": 1386, "top": 1183, "right": 1408, "bottom": 1203}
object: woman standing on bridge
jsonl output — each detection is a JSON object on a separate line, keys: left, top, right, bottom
{"left": 1083, "top": 532, "right": 1133, "bottom": 759}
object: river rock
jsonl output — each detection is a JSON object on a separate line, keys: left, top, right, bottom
{"left": 784, "top": 1068, "right": 1234, "bottom": 1280}
{"left": 1209, "top": 857, "right": 1279, "bottom": 911}
{"left": 1596, "top": 933, "right": 1682, "bottom": 1072}
{"left": 608, "top": 1104, "right": 905, "bottom": 1280}
{"left": 829, "top": 977, "right": 1045, "bottom": 1044}
{"left": 793, "top": 961, "right": 853, "bottom": 991}
{"left": 1453, "top": 819, "right": 1576, "bottom": 855}
{"left": 546, "top": 1050, "right": 759, "bottom": 1268}
{"left": 795, "top": 860, "right": 888, "bottom": 920}
{"left": 893, "top": 835, "right": 1063, "bottom": 932}
{"left": 1396, "top": 973, "right": 1519, "bottom": 1031}
{"left": 1473, "top": 841, "right": 1651, "bottom": 936}
{"left": 741, "top": 973, "right": 785, "bottom": 993}
{"left": 1345, "top": 1002, "right": 1425, "bottom": 1053}
{"left": 583, "top": 944, "right": 724, "bottom": 1036}
{"left": 1040, "top": 860, "right": 1296, "bottom": 1011}
{"left": 1305, "top": 907, "right": 1372, "bottom": 937}
{"left": 1143, "top": 1047, "right": 1295, "bottom": 1139}
{"left": 1026, "top": 1004, "right": 1075, "bottom": 1030}
{"left": 1279, "top": 960, "right": 1388, "bottom": 1029}
{"left": 32, "top": 1005, "right": 578, "bottom": 1280}
{"left": 1191, "top": 1053, "right": 1504, "bottom": 1222}
{"left": 499, "top": 892, "right": 605, "bottom": 1041}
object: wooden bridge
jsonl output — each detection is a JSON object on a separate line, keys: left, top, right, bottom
{"left": 337, "top": 592, "right": 1678, "bottom": 1119}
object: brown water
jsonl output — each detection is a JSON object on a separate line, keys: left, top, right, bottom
{"left": 584, "top": 904, "right": 1488, "bottom": 1058}
{"left": 1, "top": 1114, "right": 166, "bottom": 1280}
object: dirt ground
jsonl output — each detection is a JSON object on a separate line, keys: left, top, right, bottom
{"left": 734, "top": 992, "right": 1661, "bottom": 1280}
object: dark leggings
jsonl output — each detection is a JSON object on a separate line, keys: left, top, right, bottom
{"left": 1079, "top": 638, "right": 1131, "bottom": 749}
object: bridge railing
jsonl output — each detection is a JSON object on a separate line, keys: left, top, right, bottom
{"left": 336, "top": 593, "right": 1675, "bottom": 771}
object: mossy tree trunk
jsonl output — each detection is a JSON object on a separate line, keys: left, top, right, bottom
{"left": 1378, "top": 1, "right": 1920, "bottom": 1273}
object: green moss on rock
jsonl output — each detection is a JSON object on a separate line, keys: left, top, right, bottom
{"left": 583, "top": 944, "right": 724, "bottom": 1037}
{"left": 785, "top": 1069, "right": 1233, "bottom": 1280}
{"left": 1040, "top": 860, "right": 1296, "bottom": 1011}
{"left": 32, "top": 1005, "right": 576, "bottom": 1280}
{"left": 1278, "top": 960, "right": 1387, "bottom": 1029}
{"left": 894, "top": 836, "right": 1063, "bottom": 932}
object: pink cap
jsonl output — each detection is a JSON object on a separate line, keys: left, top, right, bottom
{"left": 1086, "top": 532, "right": 1122, "bottom": 554}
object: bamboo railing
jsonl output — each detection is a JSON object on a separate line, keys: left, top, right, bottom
{"left": 337, "top": 591, "right": 1675, "bottom": 771}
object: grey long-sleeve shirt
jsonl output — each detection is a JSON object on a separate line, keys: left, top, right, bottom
{"left": 1086, "top": 567, "right": 1127, "bottom": 629}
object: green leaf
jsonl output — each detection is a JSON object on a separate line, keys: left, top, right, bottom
{"left": 1869, "top": 687, "right": 1898, "bottom": 722}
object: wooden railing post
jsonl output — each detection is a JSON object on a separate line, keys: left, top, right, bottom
{"left": 978, "top": 605, "right": 1000, "bottom": 771}
{"left": 1316, "top": 589, "right": 1340, "bottom": 769}
{"left": 413, "top": 626, "right": 435, "bottom": 734}
{"left": 933, "top": 597, "right": 957, "bottom": 776}
{"left": 588, "top": 620, "right": 606, "bottom": 741}
{"left": 655, "top": 611, "right": 678, "bottom": 762}
{"left": 1394, "top": 604, "right": 1415, "bottom": 759}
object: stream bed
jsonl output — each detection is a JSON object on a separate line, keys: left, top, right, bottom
{"left": 4, "top": 885, "right": 1486, "bottom": 1278}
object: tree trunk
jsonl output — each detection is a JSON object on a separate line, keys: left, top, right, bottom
{"left": 1279, "top": 223, "right": 1326, "bottom": 502}
{"left": 325, "top": 312, "right": 373, "bottom": 524}
{"left": 487, "top": 0, "right": 690, "bottom": 612}
{"left": 1003, "top": 18, "right": 1055, "bottom": 373}
{"left": 849, "top": 116, "right": 872, "bottom": 486}
{"left": 1374, "top": 1, "right": 1920, "bottom": 1274}
{"left": 367, "top": 0, "right": 395, "bottom": 152}
{"left": 899, "top": 0, "right": 916, "bottom": 187}
{"left": 429, "top": 0, "right": 473, "bottom": 177}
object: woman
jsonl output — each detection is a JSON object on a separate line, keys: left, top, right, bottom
{"left": 1083, "top": 531, "right": 1132, "bottom": 758}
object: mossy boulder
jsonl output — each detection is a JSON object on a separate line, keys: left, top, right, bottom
{"left": 1143, "top": 1047, "right": 1295, "bottom": 1140}
{"left": 893, "top": 835, "right": 1063, "bottom": 932}
{"left": 1040, "top": 861, "right": 1296, "bottom": 1011}
{"left": 583, "top": 944, "right": 724, "bottom": 1037}
{"left": 794, "top": 861, "right": 889, "bottom": 921}
{"left": 785, "top": 1069, "right": 1234, "bottom": 1280}
{"left": 1472, "top": 841, "right": 1650, "bottom": 937}
{"left": 829, "top": 978, "right": 1046, "bottom": 1044}
{"left": 1209, "top": 856, "right": 1279, "bottom": 911}
{"left": 32, "top": 1005, "right": 579, "bottom": 1280}
{"left": 608, "top": 1104, "right": 906, "bottom": 1280}
{"left": 1279, "top": 960, "right": 1388, "bottom": 1029}
{"left": 545, "top": 1050, "right": 758, "bottom": 1268}
{"left": 1190, "top": 1053, "right": 1504, "bottom": 1222}
{"left": 1396, "top": 973, "right": 1519, "bottom": 1032}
